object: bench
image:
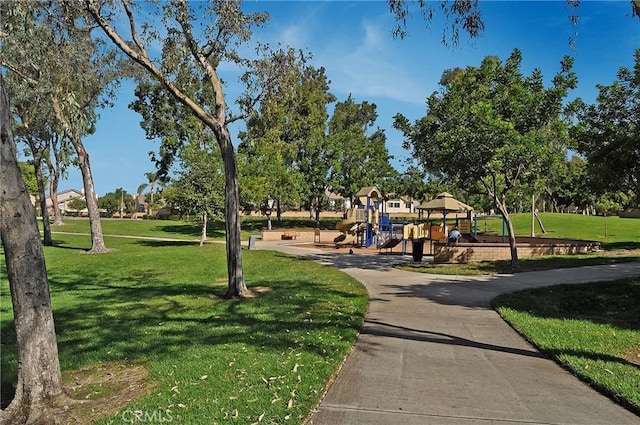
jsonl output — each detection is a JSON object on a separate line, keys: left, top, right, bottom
{"left": 281, "top": 231, "right": 300, "bottom": 240}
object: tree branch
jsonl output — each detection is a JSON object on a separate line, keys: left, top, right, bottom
{"left": 1, "top": 61, "right": 38, "bottom": 87}
{"left": 85, "top": 0, "right": 214, "bottom": 127}
{"left": 122, "top": 0, "right": 148, "bottom": 57}
{"left": 175, "top": 0, "right": 226, "bottom": 122}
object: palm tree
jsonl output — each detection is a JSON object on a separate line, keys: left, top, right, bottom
{"left": 138, "top": 171, "right": 159, "bottom": 215}
{"left": 136, "top": 183, "right": 148, "bottom": 213}
{"left": 145, "top": 171, "right": 157, "bottom": 204}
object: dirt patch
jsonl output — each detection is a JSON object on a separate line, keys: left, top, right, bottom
{"left": 623, "top": 348, "right": 640, "bottom": 368}
{"left": 211, "top": 285, "right": 273, "bottom": 299}
{"left": 56, "top": 363, "right": 152, "bottom": 424}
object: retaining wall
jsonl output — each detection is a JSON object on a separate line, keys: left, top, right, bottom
{"left": 433, "top": 241, "right": 600, "bottom": 263}
{"left": 260, "top": 229, "right": 342, "bottom": 242}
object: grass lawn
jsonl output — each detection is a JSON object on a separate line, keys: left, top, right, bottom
{"left": 1, "top": 234, "right": 368, "bottom": 424}
{"left": 479, "top": 213, "right": 640, "bottom": 249}
{"left": 44, "top": 216, "right": 342, "bottom": 242}
{"left": 492, "top": 279, "right": 640, "bottom": 414}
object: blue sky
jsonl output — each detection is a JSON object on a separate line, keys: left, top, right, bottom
{"left": 52, "top": 1, "right": 639, "bottom": 196}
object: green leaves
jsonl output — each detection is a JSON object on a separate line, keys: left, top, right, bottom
{"left": 569, "top": 49, "right": 640, "bottom": 207}
{"left": 397, "top": 49, "right": 575, "bottom": 202}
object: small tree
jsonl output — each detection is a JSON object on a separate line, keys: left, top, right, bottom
{"left": 98, "top": 188, "right": 134, "bottom": 216}
{"left": 595, "top": 194, "right": 626, "bottom": 238}
{"left": 88, "top": 0, "right": 306, "bottom": 297}
{"left": 164, "top": 147, "right": 225, "bottom": 246}
{"left": 67, "top": 197, "right": 87, "bottom": 215}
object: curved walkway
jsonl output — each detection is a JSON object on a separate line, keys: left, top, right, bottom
{"left": 257, "top": 241, "right": 640, "bottom": 425}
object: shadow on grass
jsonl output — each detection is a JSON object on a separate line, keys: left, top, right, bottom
{"left": 51, "top": 239, "right": 90, "bottom": 251}
{"left": 1, "top": 264, "right": 366, "bottom": 402}
{"left": 602, "top": 241, "right": 640, "bottom": 250}
{"left": 492, "top": 279, "right": 640, "bottom": 331}
{"left": 135, "top": 240, "right": 199, "bottom": 248}
{"left": 152, "top": 223, "right": 225, "bottom": 239}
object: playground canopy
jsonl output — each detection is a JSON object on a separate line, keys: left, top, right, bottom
{"left": 417, "top": 193, "right": 474, "bottom": 235}
{"left": 416, "top": 192, "right": 473, "bottom": 213}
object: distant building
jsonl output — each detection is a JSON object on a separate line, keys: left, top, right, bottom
{"left": 45, "top": 189, "right": 85, "bottom": 215}
{"left": 384, "top": 194, "right": 420, "bottom": 214}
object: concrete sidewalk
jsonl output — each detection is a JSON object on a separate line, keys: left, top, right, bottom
{"left": 257, "top": 241, "right": 640, "bottom": 425}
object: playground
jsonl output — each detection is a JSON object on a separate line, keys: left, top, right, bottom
{"left": 275, "top": 187, "right": 600, "bottom": 263}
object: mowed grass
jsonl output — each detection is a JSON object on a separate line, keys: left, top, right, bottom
{"left": 45, "top": 216, "right": 342, "bottom": 242}
{"left": 479, "top": 213, "right": 640, "bottom": 249}
{"left": 0, "top": 234, "right": 368, "bottom": 424}
{"left": 46, "top": 217, "right": 225, "bottom": 240}
{"left": 492, "top": 279, "right": 640, "bottom": 413}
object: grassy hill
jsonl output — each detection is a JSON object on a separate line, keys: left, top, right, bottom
{"left": 478, "top": 213, "right": 639, "bottom": 249}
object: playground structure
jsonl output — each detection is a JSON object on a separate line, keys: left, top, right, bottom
{"left": 334, "top": 187, "right": 381, "bottom": 248}
{"left": 333, "top": 189, "right": 474, "bottom": 255}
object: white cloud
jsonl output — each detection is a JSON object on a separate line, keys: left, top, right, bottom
{"left": 314, "top": 18, "right": 430, "bottom": 106}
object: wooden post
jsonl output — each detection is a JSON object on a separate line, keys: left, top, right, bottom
{"left": 531, "top": 193, "right": 535, "bottom": 237}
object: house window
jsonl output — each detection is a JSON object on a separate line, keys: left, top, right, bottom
{"left": 388, "top": 201, "right": 400, "bottom": 208}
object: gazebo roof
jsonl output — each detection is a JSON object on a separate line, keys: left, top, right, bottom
{"left": 416, "top": 192, "right": 473, "bottom": 212}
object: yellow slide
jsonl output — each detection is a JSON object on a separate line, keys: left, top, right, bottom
{"left": 334, "top": 209, "right": 365, "bottom": 247}
{"left": 335, "top": 233, "right": 357, "bottom": 246}
{"left": 336, "top": 211, "right": 357, "bottom": 233}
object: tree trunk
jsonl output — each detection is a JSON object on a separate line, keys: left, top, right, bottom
{"left": 494, "top": 195, "right": 520, "bottom": 272}
{"left": 276, "top": 199, "right": 282, "bottom": 222}
{"left": 48, "top": 173, "right": 64, "bottom": 226}
{"left": 51, "top": 97, "right": 107, "bottom": 253}
{"left": 0, "top": 76, "right": 64, "bottom": 424}
{"left": 33, "top": 155, "right": 53, "bottom": 246}
{"left": 200, "top": 213, "right": 207, "bottom": 247}
{"left": 74, "top": 137, "right": 108, "bottom": 253}
{"left": 216, "top": 126, "right": 248, "bottom": 298}
{"left": 46, "top": 143, "right": 65, "bottom": 226}
{"left": 315, "top": 196, "right": 321, "bottom": 226}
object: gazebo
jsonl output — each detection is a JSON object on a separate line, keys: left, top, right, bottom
{"left": 416, "top": 192, "right": 474, "bottom": 235}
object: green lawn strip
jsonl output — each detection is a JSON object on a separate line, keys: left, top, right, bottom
{"left": 1, "top": 234, "right": 368, "bottom": 424}
{"left": 492, "top": 279, "right": 640, "bottom": 413}
{"left": 43, "top": 216, "right": 343, "bottom": 242}
{"left": 395, "top": 252, "right": 640, "bottom": 275}
{"left": 45, "top": 218, "right": 211, "bottom": 240}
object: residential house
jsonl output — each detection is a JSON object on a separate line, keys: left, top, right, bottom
{"left": 45, "top": 189, "right": 85, "bottom": 215}
{"left": 384, "top": 194, "right": 420, "bottom": 215}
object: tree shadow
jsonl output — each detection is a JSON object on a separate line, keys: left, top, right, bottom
{"left": 361, "top": 319, "right": 546, "bottom": 359}
{"left": 50, "top": 239, "right": 88, "bottom": 251}
{"left": 286, "top": 251, "right": 418, "bottom": 273}
{"left": 151, "top": 223, "right": 225, "bottom": 239}
{"left": 602, "top": 241, "right": 640, "bottom": 250}
{"left": 135, "top": 239, "right": 199, "bottom": 248}
{"left": 1, "top": 263, "right": 366, "bottom": 407}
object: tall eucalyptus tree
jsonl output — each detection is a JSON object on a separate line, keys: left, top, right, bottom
{"left": 87, "top": 0, "right": 307, "bottom": 297}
